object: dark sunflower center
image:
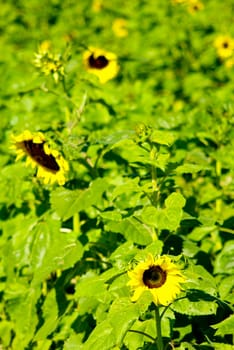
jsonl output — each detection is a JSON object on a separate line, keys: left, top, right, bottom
{"left": 23, "top": 140, "right": 60, "bottom": 172}
{"left": 143, "top": 265, "right": 167, "bottom": 289}
{"left": 223, "top": 42, "right": 229, "bottom": 48}
{"left": 88, "top": 53, "right": 109, "bottom": 69}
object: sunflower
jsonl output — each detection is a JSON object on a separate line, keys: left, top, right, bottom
{"left": 112, "top": 18, "right": 128, "bottom": 38}
{"left": 214, "top": 35, "right": 234, "bottom": 59}
{"left": 83, "top": 47, "right": 119, "bottom": 84}
{"left": 11, "top": 130, "right": 69, "bottom": 185}
{"left": 187, "top": 0, "right": 204, "bottom": 13}
{"left": 127, "top": 254, "right": 186, "bottom": 306}
{"left": 225, "top": 57, "right": 234, "bottom": 68}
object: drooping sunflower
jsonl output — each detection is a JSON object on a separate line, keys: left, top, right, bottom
{"left": 128, "top": 254, "right": 186, "bottom": 306}
{"left": 214, "top": 35, "right": 234, "bottom": 59}
{"left": 11, "top": 130, "right": 69, "bottom": 185}
{"left": 83, "top": 47, "right": 119, "bottom": 84}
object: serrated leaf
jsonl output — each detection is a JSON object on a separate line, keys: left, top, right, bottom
{"left": 50, "top": 178, "right": 107, "bottom": 220}
{"left": 185, "top": 264, "right": 218, "bottom": 296}
{"left": 172, "top": 297, "right": 218, "bottom": 316}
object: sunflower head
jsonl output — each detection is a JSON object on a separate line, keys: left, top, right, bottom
{"left": 214, "top": 35, "right": 234, "bottom": 59}
{"left": 91, "top": 0, "right": 103, "bottom": 12}
{"left": 11, "top": 130, "right": 69, "bottom": 186}
{"left": 187, "top": 0, "right": 204, "bottom": 13}
{"left": 112, "top": 18, "right": 128, "bottom": 38}
{"left": 127, "top": 254, "right": 186, "bottom": 306}
{"left": 83, "top": 47, "right": 120, "bottom": 84}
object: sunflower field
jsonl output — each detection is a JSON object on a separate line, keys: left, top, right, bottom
{"left": 1, "top": 0, "right": 234, "bottom": 349}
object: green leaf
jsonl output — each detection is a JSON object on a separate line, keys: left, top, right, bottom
{"left": 75, "top": 272, "right": 107, "bottom": 299}
{"left": 82, "top": 298, "right": 140, "bottom": 350}
{"left": 50, "top": 178, "right": 108, "bottom": 220}
{"left": 5, "top": 287, "right": 40, "bottom": 349}
{"left": 31, "top": 216, "right": 84, "bottom": 285}
{"left": 150, "top": 130, "right": 175, "bottom": 146}
{"left": 179, "top": 342, "right": 196, "bottom": 350}
{"left": 105, "top": 217, "right": 152, "bottom": 245}
{"left": 172, "top": 297, "right": 218, "bottom": 316}
{"left": 188, "top": 226, "right": 217, "bottom": 241}
{"left": 111, "top": 177, "right": 140, "bottom": 199}
{"left": 176, "top": 163, "right": 209, "bottom": 174}
{"left": 33, "top": 289, "right": 59, "bottom": 341}
{"left": 140, "top": 193, "right": 185, "bottom": 231}
{"left": 185, "top": 264, "right": 218, "bottom": 296}
{"left": 165, "top": 192, "right": 186, "bottom": 209}
{"left": 218, "top": 276, "right": 234, "bottom": 302}
{"left": 123, "top": 319, "right": 155, "bottom": 350}
{"left": 212, "top": 315, "right": 234, "bottom": 336}
{"left": 0, "top": 320, "right": 14, "bottom": 347}
{"left": 214, "top": 240, "right": 234, "bottom": 275}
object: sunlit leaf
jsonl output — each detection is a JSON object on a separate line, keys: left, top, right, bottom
{"left": 212, "top": 315, "right": 234, "bottom": 336}
{"left": 50, "top": 178, "right": 108, "bottom": 220}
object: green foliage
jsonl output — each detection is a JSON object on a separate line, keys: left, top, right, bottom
{"left": 0, "top": 0, "right": 234, "bottom": 349}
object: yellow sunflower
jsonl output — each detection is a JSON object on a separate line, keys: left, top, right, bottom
{"left": 187, "top": 0, "right": 204, "bottom": 14}
{"left": 214, "top": 35, "right": 234, "bottom": 59}
{"left": 83, "top": 47, "right": 119, "bottom": 84}
{"left": 11, "top": 130, "right": 69, "bottom": 185}
{"left": 112, "top": 18, "right": 128, "bottom": 38}
{"left": 225, "top": 57, "right": 234, "bottom": 68}
{"left": 128, "top": 254, "right": 186, "bottom": 306}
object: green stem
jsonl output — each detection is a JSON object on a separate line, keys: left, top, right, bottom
{"left": 219, "top": 227, "right": 234, "bottom": 234}
{"left": 215, "top": 160, "right": 222, "bottom": 213}
{"left": 155, "top": 306, "right": 163, "bottom": 350}
{"left": 150, "top": 146, "right": 159, "bottom": 206}
{"left": 73, "top": 212, "right": 80, "bottom": 233}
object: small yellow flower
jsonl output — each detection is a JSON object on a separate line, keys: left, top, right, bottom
{"left": 171, "top": 0, "right": 187, "bottom": 4}
{"left": 187, "top": 0, "right": 204, "bottom": 13}
{"left": 38, "top": 40, "right": 52, "bottom": 54}
{"left": 91, "top": 0, "right": 103, "bottom": 12}
{"left": 214, "top": 35, "right": 234, "bottom": 59}
{"left": 225, "top": 57, "right": 234, "bottom": 68}
{"left": 83, "top": 47, "right": 119, "bottom": 84}
{"left": 112, "top": 18, "right": 128, "bottom": 38}
{"left": 128, "top": 254, "right": 186, "bottom": 306}
{"left": 33, "top": 43, "right": 65, "bottom": 83}
{"left": 11, "top": 130, "right": 69, "bottom": 185}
